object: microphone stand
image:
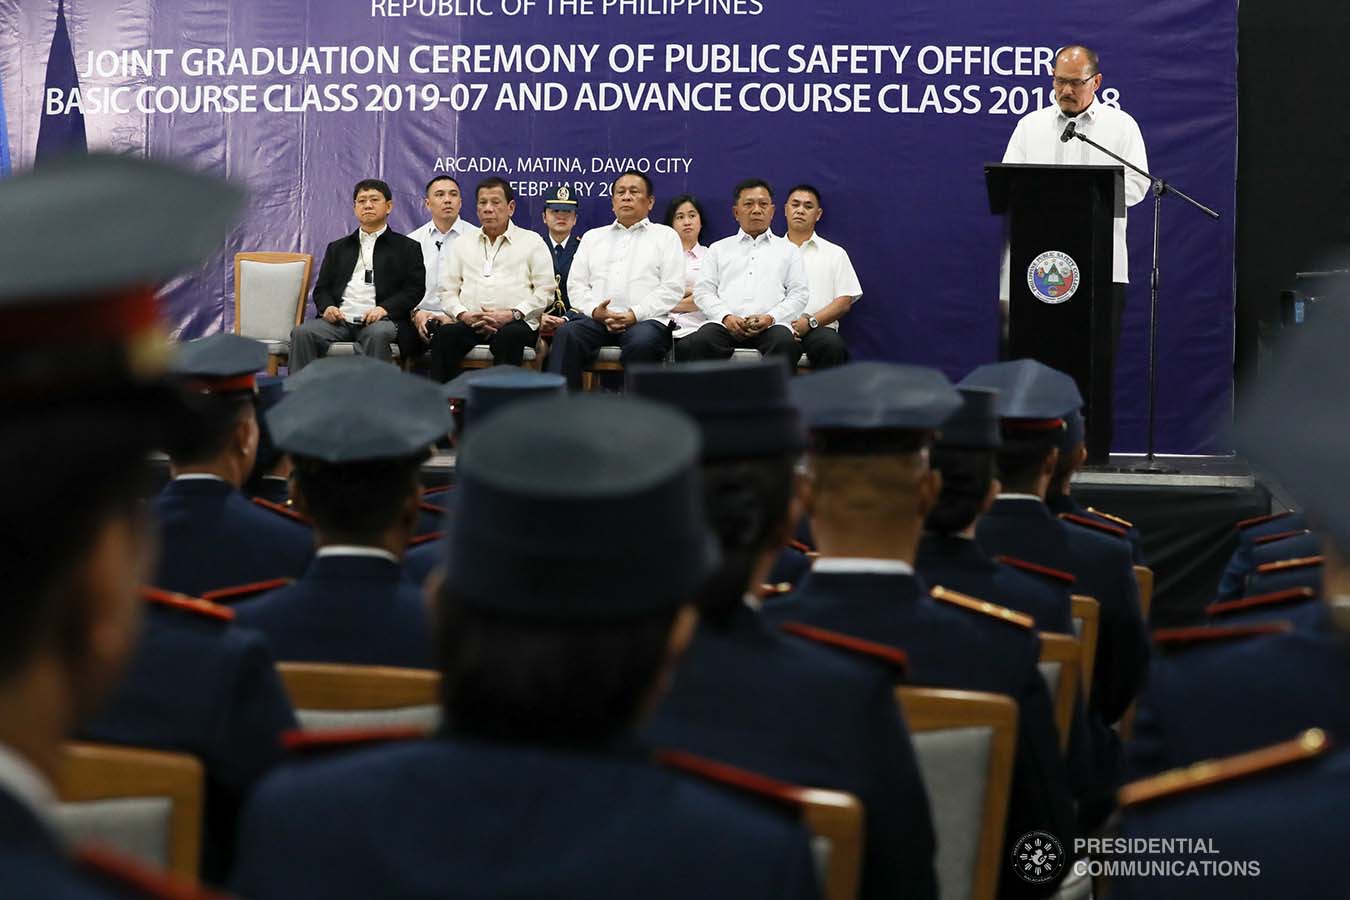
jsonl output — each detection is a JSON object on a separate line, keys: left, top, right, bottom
{"left": 1067, "top": 128, "right": 1220, "bottom": 474}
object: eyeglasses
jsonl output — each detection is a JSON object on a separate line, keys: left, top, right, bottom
{"left": 1053, "top": 75, "right": 1098, "bottom": 89}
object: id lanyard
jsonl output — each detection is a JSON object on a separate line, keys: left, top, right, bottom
{"left": 360, "top": 234, "right": 375, "bottom": 283}
{"left": 482, "top": 234, "right": 506, "bottom": 278}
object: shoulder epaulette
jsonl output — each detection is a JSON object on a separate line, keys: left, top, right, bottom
{"left": 930, "top": 585, "right": 1035, "bottom": 629}
{"left": 1059, "top": 512, "right": 1128, "bottom": 538}
{"left": 1152, "top": 622, "right": 1293, "bottom": 651}
{"left": 252, "top": 496, "right": 311, "bottom": 525}
{"left": 756, "top": 582, "right": 793, "bottom": 599}
{"left": 78, "top": 845, "right": 229, "bottom": 900}
{"left": 655, "top": 748, "right": 808, "bottom": 813}
{"left": 1119, "top": 728, "right": 1330, "bottom": 808}
{"left": 408, "top": 531, "right": 445, "bottom": 548}
{"left": 1236, "top": 510, "right": 1295, "bottom": 531}
{"left": 1255, "top": 555, "right": 1324, "bottom": 574}
{"left": 1206, "top": 587, "right": 1317, "bottom": 618}
{"left": 422, "top": 484, "right": 454, "bottom": 497}
{"left": 1087, "top": 506, "right": 1134, "bottom": 528}
{"left": 281, "top": 726, "right": 429, "bottom": 755}
{"left": 996, "top": 555, "right": 1077, "bottom": 586}
{"left": 418, "top": 501, "right": 447, "bottom": 516}
{"left": 787, "top": 539, "right": 817, "bottom": 556}
{"left": 778, "top": 621, "right": 908, "bottom": 676}
{"left": 141, "top": 587, "right": 234, "bottom": 623}
{"left": 1252, "top": 529, "right": 1310, "bottom": 547}
{"left": 200, "top": 577, "right": 291, "bottom": 605}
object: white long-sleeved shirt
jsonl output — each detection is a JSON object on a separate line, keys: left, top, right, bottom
{"left": 1000, "top": 97, "right": 1150, "bottom": 296}
{"left": 672, "top": 244, "right": 708, "bottom": 339}
{"left": 413, "top": 218, "right": 478, "bottom": 312}
{"left": 566, "top": 218, "right": 685, "bottom": 323}
{"left": 438, "top": 221, "right": 555, "bottom": 330}
{"left": 797, "top": 232, "right": 863, "bottom": 330}
{"left": 694, "top": 230, "right": 809, "bottom": 327}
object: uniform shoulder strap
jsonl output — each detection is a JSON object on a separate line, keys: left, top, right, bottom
{"left": 755, "top": 582, "right": 794, "bottom": 599}
{"left": 78, "top": 845, "right": 229, "bottom": 899}
{"left": 996, "top": 555, "right": 1077, "bottom": 586}
{"left": 656, "top": 749, "right": 808, "bottom": 813}
{"left": 200, "top": 577, "right": 292, "bottom": 605}
{"left": 1254, "top": 555, "right": 1324, "bottom": 574}
{"left": 408, "top": 531, "right": 445, "bottom": 548}
{"left": 1235, "top": 510, "right": 1294, "bottom": 531}
{"left": 1086, "top": 506, "right": 1134, "bottom": 528}
{"left": 1206, "top": 587, "right": 1317, "bottom": 619}
{"left": 141, "top": 587, "right": 234, "bottom": 623}
{"left": 1119, "top": 728, "right": 1330, "bottom": 808}
{"left": 1059, "top": 512, "right": 1128, "bottom": 539}
{"left": 281, "top": 726, "right": 429, "bottom": 756}
{"left": 1252, "top": 529, "right": 1310, "bottom": 547}
{"left": 778, "top": 621, "right": 908, "bottom": 677}
{"left": 1151, "top": 621, "right": 1293, "bottom": 652}
{"left": 930, "top": 585, "right": 1035, "bottom": 629}
{"left": 251, "top": 496, "right": 311, "bottom": 525}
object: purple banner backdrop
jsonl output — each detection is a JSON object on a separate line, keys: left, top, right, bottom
{"left": 0, "top": 0, "right": 1236, "bottom": 452}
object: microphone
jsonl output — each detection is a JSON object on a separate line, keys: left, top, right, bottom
{"left": 1060, "top": 121, "right": 1077, "bottom": 143}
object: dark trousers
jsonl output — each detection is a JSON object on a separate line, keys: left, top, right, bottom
{"left": 546, "top": 317, "right": 673, "bottom": 390}
{"left": 797, "top": 326, "right": 850, "bottom": 369}
{"left": 674, "top": 322, "right": 801, "bottom": 373}
{"left": 427, "top": 319, "right": 535, "bottom": 383}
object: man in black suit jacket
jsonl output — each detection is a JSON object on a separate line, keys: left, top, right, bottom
{"left": 289, "top": 179, "right": 425, "bottom": 371}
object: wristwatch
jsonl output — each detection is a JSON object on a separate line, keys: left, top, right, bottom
{"left": 512, "top": 309, "right": 525, "bottom": 322}
{"left": 807, "top": 316, "right": 820, "bottom": 330}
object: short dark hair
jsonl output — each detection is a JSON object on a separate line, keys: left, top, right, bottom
{"left": 0, "top": 398, "right": 161, "bottom": 681}
{"left": 352, "top": 179, "right": 392, "bottom": 202}
{"left": 291, "top": 454, "right": 427, "bottom": 544}
{"left": 476, "top": 176, "right": 515, "bottom": 204}
{"left": 164, "top": 393, "right": 254, "bottom": 467}
{"left": 733, "top": 178, "right": 774, "bottom": 202}
{"left": 695, "top": 455, "right": 797, "bottom": 620}
{"left": 611, "top": 169, "right": 653, "bottom": 198}
{"left": 785, "top": 184, "right": 822, "bottom": 207}
{"left": 663, "top": 194, "right": 707, "bottom": 230}
{"left": 995, "top": 431, "right": 1061, "bottom": 495}
{"left": 424, "top": 175, "right": 461, "bottom": 196}
{"left": 1047, "top": 448, "right": 1078, "bottom": 498}
{"left": 1056, "top": 45, "right": 1100, "bottom": 76}
{"left": 436, "top": 589, "right": 677, "bottom": 744}
{"left": 927, "top": 447, "right": 997, "bottom": 535}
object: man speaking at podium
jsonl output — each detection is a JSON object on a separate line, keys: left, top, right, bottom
{"left": 1001, "top": 45, "right": 1149, "bottom": 460}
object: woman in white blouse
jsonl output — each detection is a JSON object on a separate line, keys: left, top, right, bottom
{"left": 664, "top": 194, "right": 710, "bottom": 345}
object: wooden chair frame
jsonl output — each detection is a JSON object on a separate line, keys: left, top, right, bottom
{"left": 797, "top": 788, "right": 865, "bottom": 900}
{"left": 1036, "top": 633, "right": 1082, "bottom": 752}
{"left": 233, "top": 252, "right": 313, "bottom": 375}
{"left": 1117, "top": 566, "right": 1156, "bottom": 741}
{"left": 277, "top": 662, "right": 440, "bottom": 711}
{"left": 57, "top": 742, "right": 204, "bottom": 880}
{"left": 898, "top": 687, "right": 1019, "bottom": 900}
{"left": 1069, "top": 594, "right": 1100, "bottom": 702}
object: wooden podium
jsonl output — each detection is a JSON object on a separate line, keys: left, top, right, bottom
{"left": 987, "top": 163, "right": 1124, "bottom": 460}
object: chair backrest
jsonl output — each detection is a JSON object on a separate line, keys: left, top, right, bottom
{"left": 1133, "top": 565, "right": 1154, "bottom": 622}
{"left": 1068, "top": 594, "right": 1100, "bottom": 701}
{"left": 276, "top": 662, "right": 442, "bottom": 732}
{"left": 798, "top": 788, "right": 865, "bottom": 900}
{"left": 897, "top": 687, "right": 1019, "bottom": 900}
{"left": 54, "top": 742, "right": 204, "bottom": 880}
{"left": 234, "top": 252, "right": 312, "bottom": 342}
{"left": 1036, "top": 633, "right": 1082, "bottom": 752}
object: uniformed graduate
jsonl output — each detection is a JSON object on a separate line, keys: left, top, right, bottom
{"left": 242, "top": 374, "right": 291, "bottom": 506}
{"left": 761, "top": 361, "right": 1078, "bottom": 899}
{"left": 0, "top": 153, "right": 250, "bottom": 897}
{"left": 1043, "top": 407, "right": 1147, "bottom": 562}
{"left": 152, "top": 334, "right": 314, "bottom": 596}
{"left": 964, "top": 359, "right": 1149, "bottom": 728}
{"left": 231, "top": 394, "right": 823, "bottom": 900}
{"left": 1126, "top": 308, "right": 1350, "bottom": 781}
{"left": 1214, "top": 510, "right": 1308, "bottom": 601}
{"left": 539, "top": 183, "right": 584, "bottom": 330}
{"left": 631, "top": 359, "right": 939, "bottom": 900}
{"left": 230, "top": 365, "right": 452, "bottom": 667}
{"left": 401, "top": 368, "right": 565, "bottom": 588}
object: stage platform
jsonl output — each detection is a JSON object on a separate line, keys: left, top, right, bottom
{"left": 1071, "top": 454, "right": 1281, "bottom": 627}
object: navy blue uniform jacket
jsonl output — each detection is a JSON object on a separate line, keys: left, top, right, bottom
{"left": 762, "top": 570, "right": 1077, "bottom": 899}
{"left": 231, "top": 736, "right": 821, "bottom": 900}
{"left": 0, "top": 789, "right": 127, "bottom": 898}
{"left": 645, "top": 602, "right": 938, "bottom": 900}
{"left": 151, "top": 478, "right": 313, "bottom": 597}
{"left": 234, "top": 553, "right": 433, "bottom": 668}
{"left": 916, "top": 533, "right": 1074, "bottom": 633}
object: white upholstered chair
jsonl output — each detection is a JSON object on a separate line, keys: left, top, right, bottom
{"left": 276, "top": 662, "right": 442, "bottom": 732}
{"left": 233, "top": 252, "right": 312, "bottom": 375}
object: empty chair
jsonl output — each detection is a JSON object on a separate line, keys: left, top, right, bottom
{"left": 276, "top": 662, "right": 441, "bottom": 732}
{"left": 1036, "top": 632, "right": 1083, "bottom": 751}
{"left": 897, "top": 687, "right": 1019, "bottom": 900}
{"left": 54, "top": 742, "right": 204, "bottom": 880}
{"left": 1069, "top": 594, "right": 1100, "bottom": 700}
{"left": 234, "top": 252, "right": 313, "bottom": 375}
